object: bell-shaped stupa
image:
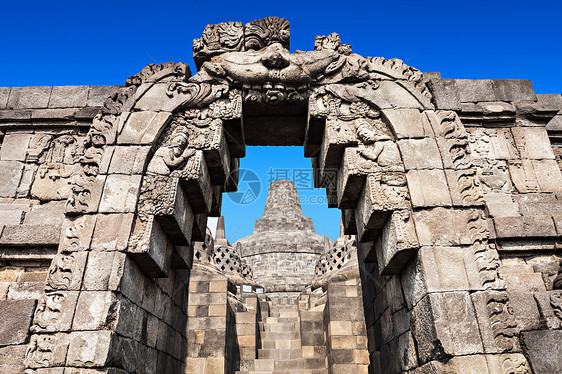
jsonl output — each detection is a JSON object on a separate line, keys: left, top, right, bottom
{"left": 234, "top": 180, "right": 332, "bottom": 298}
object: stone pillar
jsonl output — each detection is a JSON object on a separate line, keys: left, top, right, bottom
{"left": 324, "top": 278, "right": 370, "bottom": 373}
{"left": 185, "top": 267, "right": 233, "bottom": 374}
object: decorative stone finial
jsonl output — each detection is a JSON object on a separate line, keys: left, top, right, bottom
{"left": 192, "top": 17, "right": 290, "bottom": 69}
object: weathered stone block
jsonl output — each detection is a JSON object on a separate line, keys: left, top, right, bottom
{"left": 0, "top": 160, "right": 24, "bottom": 197}
{"left": 406, "top": 169, "right": 452, "bottom": 208}
{"left": 426, "top": 79, "right": 461, "bottom": 110}
{"left": 23, "top": 201, "right": 66, "bottom": 225}
{"left": 521, "top": 330, "right": 562, "bottom": 374}
{"left": 398, "top": 138, "right": 443, "bottom": 170}
{"left": 117, "top": 111, "right": 172, "bottom": 145}
{"left": 456, "top": 79, "right": 495, "bottom": 102}
{"left": 73, "top": 291, "right": 118, "bottom": 331}
{"left": 87, "top": 85, "right": 121, "bottom": 107}
{"left": 7, "top": 86, "right": 52, "bottom": 109}
{"left": 66, "top": 331, "right": 113, "bottom": 367}
{"left": 382, "top": 108, "right": 430, "bottom": 139}
{"left": 482, "top": 192, "right": 519, "bottom": 217}
{"left": 0, "top": 133, "right": 33, "bottom": 161}
{"left": 413, "top": 207, "right": 481, "bottom": 246}
{"left": 82, "top": 251, "right": 126, "bottom": 291}
{"left": 98, "top": 174, "right": 141, "bottom": 213}
{"left": 102, "top": 145, "right": 151, "bottom": 175}
{"left": 0, "top": 345, "right": 27, "bottom": 373}
{"left": 128, "top": 215, "right": 173, "bottom": 278}
{"left": 49, "top": 86, "right": 89, "bottom": 108}
{"left": 492, "top": 79, "right": 536, "bottom": 102}
{"left": 417, "top": 246, "right": 483, "bottom": 295}
{"left": 91, "top": 213, "right": 135, "bottom": 251}
{"left": 411, "top": 291, "right": 483, "bottom": 365}
{"left": 373, "top": 210, "right": 419, "bottom": 275}
{"left": 0, "top": 299, "right": 36, "bottom": 345}
{"left": 534, "top": 159, "right": 562, "bottom": 192}
{"left": 506, "top": 291, "right": 541, "bottom": 331}
{"left": 0, "top": 224, "right": 61, "bottom": 246}
{"left": 511, "top": 127, "right": 555, "bottom": 160}
{"left": 0, "top": 87, "right": 10, "bottom": 109}
{"left": 493, "top": 215, "right": 556, "bottom": 238}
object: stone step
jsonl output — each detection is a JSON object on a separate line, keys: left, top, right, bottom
{"left": 235, "top": 370, "right": 327, "bottom": 374}
{"left": 264, "top": 322, "right": 298, "bottom": 332}
{"left": 265, "top": 317, "right": 299, "bottom": 324}
{"left": 261, "top": 331, "right": 300, "bottom": 341}
{"left": 270, "top": 308, "right": 299, "bottom": 318}
{"left": 258, "top": 348, "right": 301, "bottom": 360}
{"left": 274, "top": 358, "right": 326, "bottom": 371}
{"left": 262, "top": 339, "right": 302, "bottom": 350}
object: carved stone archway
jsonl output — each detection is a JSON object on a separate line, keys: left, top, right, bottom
{"left": 24, "top": 17, "right": 531, "bottom": 374}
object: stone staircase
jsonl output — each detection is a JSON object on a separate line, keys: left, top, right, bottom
{"left": 236, "top": 301, "right": 327, "bottom": 374}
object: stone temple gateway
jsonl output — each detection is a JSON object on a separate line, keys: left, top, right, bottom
{"left": 0, "top": 15, "right": 561, "bottom": 373}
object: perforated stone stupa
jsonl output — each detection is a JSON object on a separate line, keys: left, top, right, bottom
{"left": 234, "top": 180, "right": 332, "bottom": 296}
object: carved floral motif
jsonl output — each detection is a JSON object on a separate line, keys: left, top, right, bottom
{"left": 487, "top": 291, "right": 519, "bottom": 352}
{"left": 502, "top": 354, "right": 532, "bottom": 374}
{"left": 550, "top": 292, "right": 562, "bottom": 320}
{"left": 65, "top": 86, "right": 133, "bottom": 215}
{"left": 46, "top": 255, "right": 75, "bottom": 291}
{"left": 126, "top": 62, "right": 189, "bottom": 87}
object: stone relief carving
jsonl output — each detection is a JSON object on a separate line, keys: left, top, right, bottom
{"left": 46, "top": 254, "right": 75, "bottom": 291}
{"left": 147, "top": 133, "right": 195, "bottom": 175}
{"left": 193, "top": 22, "right": 244, "bottom": 68}
{"left": 502, "top": 354, "right": 532, "bottom": 374}
{"left": 355, "top": 118, "right": 402, "bottom": 172}
{"left": 368, "top": 172, "right": 410, "bottom": 210}
{"left": 125, "top": 62, "right": 189, "bottom": 87}
{"left": 31, "top": 293, "right": 64, "bottom": 332}
{"left": 244, "top": 17, "right": 290, "bottom": 51}
{"left": 29, "top": 134, "right": 79, "bottom": 202}
{"left": 367, "top": 56, "right": 432, "bottom": 100}
{"left": 550, "top": 292, "right": 562, "bottom": 320}
{"left": 487, "top": 290, "right": 519, "bottom": 352}
{"left": 137, "top": 175, "right": 179, "bottom": 217}
{"left": 309, "top": 86, "right": 380, "bottom": 121}
{"left": 24, "top": 335, "right": 55, "bottom": 368}
{"left": 391, "top": 210, "right": 419, "bottom": 251}
{"left": 65, "top": 86, "right": 134, "bottom": 215}
{"left": 436, "top": 111, "right": 473, "bottom": 170}
{"left": 315, "top": 33, "right": 352, "bottom": 55}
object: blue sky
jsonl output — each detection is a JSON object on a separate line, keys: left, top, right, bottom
{"left": 2, "top": 0, "right": 561, "bottom": 242}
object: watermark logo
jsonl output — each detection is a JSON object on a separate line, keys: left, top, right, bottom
{"left": 226, "top": 168, "right": 261, "bottom": 205}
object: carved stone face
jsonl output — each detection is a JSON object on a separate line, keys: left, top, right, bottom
{"left": 356, "top": 123, "right": 376, "bottom": 144}
{"left": 171, "top": 134, "right": 188, "bottom": 155}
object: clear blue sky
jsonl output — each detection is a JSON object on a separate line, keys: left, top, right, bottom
{"left": 2, "top": 0, "right": 561, "bottom": 242}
